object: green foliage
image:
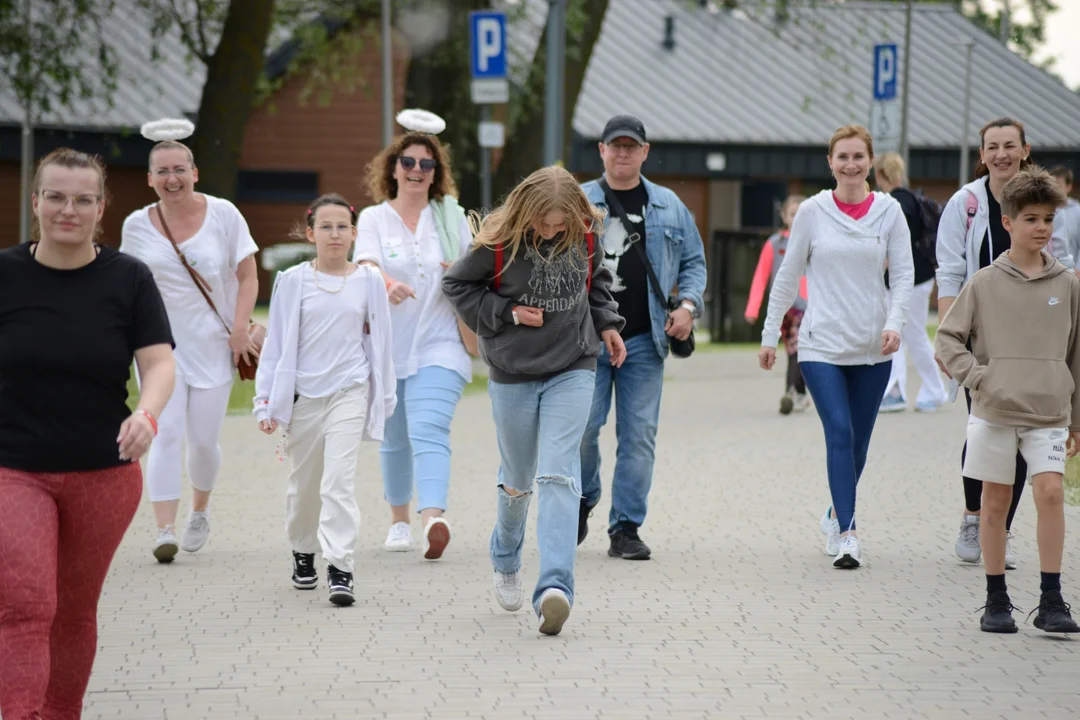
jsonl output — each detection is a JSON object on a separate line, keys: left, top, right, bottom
{"left": 0, "top": 0, "right": 119, "bottom": 115}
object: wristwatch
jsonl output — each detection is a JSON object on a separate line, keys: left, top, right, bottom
{"left": 679, "top": 301, "right": 696, "bottom": 314}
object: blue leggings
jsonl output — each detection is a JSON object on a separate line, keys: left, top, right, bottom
{"left": 799, "top": 361, "right": 892, "bottom": 532}
{"left": 380, "top": 366, "right": 467, "bottom": 513}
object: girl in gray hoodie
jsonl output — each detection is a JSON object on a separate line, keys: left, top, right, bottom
{"left": 442, "top": 166, "right": 626, "bottom": 636}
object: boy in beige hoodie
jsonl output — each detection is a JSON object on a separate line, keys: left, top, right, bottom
{"left": 937, "top": 166, "right": 1080, "bottom": 635}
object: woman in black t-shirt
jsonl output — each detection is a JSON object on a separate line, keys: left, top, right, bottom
{"left": 0, "top": 148, "right": 175, "bottom": 719}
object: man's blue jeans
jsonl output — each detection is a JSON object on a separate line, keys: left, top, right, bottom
{"left": 580, "top": 334, "right": 665, "bottom": 532}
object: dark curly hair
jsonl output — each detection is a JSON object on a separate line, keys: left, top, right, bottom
{"left": 364, "top": 132, "right": 457, "bottom": 203}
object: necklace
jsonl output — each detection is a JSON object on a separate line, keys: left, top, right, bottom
{"left": 310, "top": 259, "right": 347, "bottom": 294}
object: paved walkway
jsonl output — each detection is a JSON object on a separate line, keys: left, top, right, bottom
{"left": 85, "top": 349, "right": 1079, "bottom": 719}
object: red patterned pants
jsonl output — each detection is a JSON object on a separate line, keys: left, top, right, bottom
{"left": 0, "top": 464, "right": 141, "bottom": 720}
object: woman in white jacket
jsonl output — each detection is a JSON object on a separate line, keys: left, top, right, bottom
{"left": 758, "top": 125, "right": 913, "bottom": 569}
{"left": 254, "top": 194, "right": 396, "bottom": 606}
{"left": 935, "top": 117, "right": 1074, "bottom": 569}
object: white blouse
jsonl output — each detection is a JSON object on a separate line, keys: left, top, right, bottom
{"left": 295, "top": 265, "right": 371, "bottom": 399}
{"left": 352, "top": 201, "right": 472, "bottom": 384}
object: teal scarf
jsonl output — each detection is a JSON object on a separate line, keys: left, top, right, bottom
{"left": 429, "top": 195, "right": 468, "bottom": 262}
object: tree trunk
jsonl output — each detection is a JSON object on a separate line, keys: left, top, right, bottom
{"left": 189, "top": 0, "right": 277, "bottom": 200}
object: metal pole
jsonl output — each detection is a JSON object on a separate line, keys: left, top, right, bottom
{"left": 959, "top": 40, "right": 975, "bottom": 186}
{"left": 480, "top": 105, "right": 492, "bottom": 209}
{"left": 898, "top": 0, "right": 913, "bottom": 168}
{"left": 18, "top": 0, "right": 32, "bottom": 244}
{"left": 381, "top": 0, "right": 393, "bottom": 146}
{"left": 1000, "top": 0, "right": 1010, "bottom": 45}
{"left": 543, "top": 0, "right": 565, "bottom": 166}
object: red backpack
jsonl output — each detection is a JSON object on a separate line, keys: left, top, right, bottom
{"left": 493, "top": 230, "right": 596, "bottom": 292}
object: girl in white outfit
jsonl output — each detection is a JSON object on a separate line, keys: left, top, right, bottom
{"left": 120, "top": 121, "right": 260, "bottom": 563}
{"left": 255, "top": 194, "right": 396, "bottom": 606}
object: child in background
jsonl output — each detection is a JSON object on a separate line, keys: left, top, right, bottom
{"left": 746, "top": 195, "right": 809, "bottom": 414}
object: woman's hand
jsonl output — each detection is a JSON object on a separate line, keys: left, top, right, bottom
{"left": 601, "top": 329, "right": 627, "bottom": 367}
{"left": 881, "top": 330, "right": 901, "bottom": 355}
{"left": 259, "top": 419, "right": 278, "bottom": 435}
{"left": 230, "top": 325, "right": 259, "bottom": 366}
{"left": 1068, "top": 431, "right": 1080, "bottom": 458}
{"left": 513, "top": 306, "right": 544, "bottom": 327}
{"left": 745, "top": 314, "right": 757, "bottom": 325}
{"left": 386, "top": 279, "right": 417, "bottom": 306}
{"left": 117, "top": 410, "right": 156, "bottom": 461}
{"left": 758, "top": 346, "right": 776, "bottom": 370}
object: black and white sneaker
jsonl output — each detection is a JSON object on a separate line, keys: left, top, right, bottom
{"left": 1030, "top": 591, "right": 1080, "bottom": 633}
{"left": 291, "top": 552, "right": 317, "bottom": 590}
{"left": 327, "top": 564, "right": 355, "bottom": 606}
{"left": 979, "top": 589, "right": 1019, "bottom": 633}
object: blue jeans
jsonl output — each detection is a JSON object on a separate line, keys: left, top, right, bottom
{"left": 799, "top": 361, "right": 892, "bottom": 533}
{"left": 580, "top": 334, "right": 665, "bottom": 531}
{"left": 488, "top": 370, "right": 594, "bottom": 615}
{"left": 380, "top": 366, "right": 467, "bottom": 513}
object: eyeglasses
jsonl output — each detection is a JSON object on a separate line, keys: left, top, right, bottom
{"left": 315, "top": 222, "right": 354, "bottom": 235}
{"left": 398, "top": 157, "right": 436, "bottom": 172}
{"left": 39, "top": 190, "right": 100, "bottom": 210}
{"left": 154, "top": 168, "right": 190, "bottom": 177}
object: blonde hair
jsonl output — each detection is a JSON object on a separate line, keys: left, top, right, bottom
{"left": 874, "top": 152, "right": 907, "bottom": 187}
{"left": 828, "top": 125, "right": 874, "bottom": 193}
{"left": 468, "top": 166, "right": 605, "bottom": 273}
{"left": 149, "top": 140, "right": 195, "bottom": 169}
{"left": 32, "top": 147, "right": 108, "bottom": 241}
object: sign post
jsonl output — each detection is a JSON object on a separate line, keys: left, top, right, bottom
{"left": 869, "top": 43, "right": 901, "bottom": 156}
{"left": 469, "top": 11, "right": 508, "bottom": 209}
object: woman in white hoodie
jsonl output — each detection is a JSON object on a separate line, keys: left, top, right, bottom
{"left": 758, "top": 125, "right": 913, "bottom": 569}
{"left": 254, "top": 194, "right": 396, "bottom": 606}
{"left": 935, "top": 117, "right": 1074, "bottom": 569}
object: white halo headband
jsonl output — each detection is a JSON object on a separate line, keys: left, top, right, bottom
{"left": 140, "top": 118, "right": 195, "bottom": 142}
{"left": 396, "top": 108, "right": 446, "bottom": 136}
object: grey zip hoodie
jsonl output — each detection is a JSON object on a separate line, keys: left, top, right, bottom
{"left": 441, "top": 237, "right": 625, "bottom": 383}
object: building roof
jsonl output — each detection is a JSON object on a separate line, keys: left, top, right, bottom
{"left": 571, "top": 0, "right": 1080, "bottom": 150}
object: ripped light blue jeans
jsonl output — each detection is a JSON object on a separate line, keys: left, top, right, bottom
{"left": 488, "top": 369, "right": 595, "bottom": 615}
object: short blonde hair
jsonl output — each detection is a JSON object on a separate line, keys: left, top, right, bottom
{"left": 875, "top": 153, "right": 907, "bottom": 186}
{"left": 828, "top": 125, "right": 874, "bottom": 159}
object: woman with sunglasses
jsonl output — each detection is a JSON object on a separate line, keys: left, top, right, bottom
{"left": 353, "top": 110, "right": 474, "bottom": 561}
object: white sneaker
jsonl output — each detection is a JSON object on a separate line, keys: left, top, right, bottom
{"left": 153, "top": 525, "right": 178, "bottom": 564}
{"left": 180, "top": 512, "right": 210, "bottom": 553}
{"left": 538, "top": 588, "right": 571, "bottom": 636}
{"left": 833, "top": 535, "right": 862, "bottom": 569}
{"left": 793, "top": 393, "right": 811, "bottom": 412}
{"left": 493, "top": 571, "right": 524, "bottom": 611}
{"left": 955, "top": 515, "right": 982, "bottom": 564}
{"left": 423, "top": 517, "right": 451, "bottom": 560}
{"left": 384, "top": 522, "right": 413, "bottom": 552}
{"left": 819, "top": 508, "right": 841, "bottom": 556}
{"left": 1005, "top": 532, "right": 1017, "bottom": 570}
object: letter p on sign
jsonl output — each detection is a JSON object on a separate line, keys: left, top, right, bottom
{"left": 873, "top": 43, "right": 898, "bottom": 101}
{"left": 470, "top": 11, "right": 507, "bottom": 79}
{"left": 477, "top": 19, "right": 501, "bottom": 73}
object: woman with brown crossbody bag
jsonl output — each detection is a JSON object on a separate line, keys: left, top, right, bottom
{"left": 119, "top": 118, "right": 261, "bottom": 564}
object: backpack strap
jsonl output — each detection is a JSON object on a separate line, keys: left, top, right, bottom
{"left": 964, "top": 189, "right": 978, "bottom": 232}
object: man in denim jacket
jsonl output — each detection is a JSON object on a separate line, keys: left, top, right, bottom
{"left": 579, "top": 115, "right": 707, "bottom": 559}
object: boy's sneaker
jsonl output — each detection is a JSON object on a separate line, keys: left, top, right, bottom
{"left": 792, "top": 393, "right": 811, "bottom": 412}
{"left": 879, "top": 390, "right": 906, "bottom": 413}
{"left": 779, "top": 390, "right": 794, "bottom": 415}
{"left": 608, "top": 524, "right": 651, "bottom": 560}
{"left": 537, "top": 588, "right": 571, "bottom": 636}
{"left": 1030, "top": 591, "right": 1080, "bottom": 633}
{"left": 577, "top": 498, "right": 595, "bottom": 546}
{"left": 914, "top": 400, "right": 940, "bottom": 413}
{"left": 1004, "top": 532, "right": 1017, "bottom": 570}
{"left": 493, "top": 571, "right": 524, "bottom": 611}
{"left": 180, "top": 512, "right": 210, "bottom": 553}
{"left": 955, "top": 515, "right": 982, "bottom": 564}
{"left": 819, "top": 508, "right": 841, "bottom": 556}
{"left": 833, "top": 535, "right": 862, "bottom": 569}
{"left": 384, "top": 522, "right": 413, "bottom": 552}
{"left": 291, "top": 552, "right": 317, "bottom": 590}
{"left": 153, "top": 525, "right": 178, "bottom": 564}
{"left": 423, "top": 517, "right": 451, "bottom": 560}
{"left": 327, "top": 564, "right": 355, "bottom": 606}
{"left": 979, "top": 589, "right": 1019, "bottom": 633}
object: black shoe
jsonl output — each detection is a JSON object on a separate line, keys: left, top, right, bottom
{"left": 979, "top": 589, "right": 1019, "bottom": 633}
{"left": 291, "top": 552, "right": 318, "bottom": 590}
{"left": 327, "top": 564, "right": 355, "bottom": 606}
{"left": 608, "top": 524, "right": 651, "bottom": 560}
{"left": 577, "top": 499, "right": 596, "bottom": 546}
{"left": 1030, "top": 590, "right": 1080, "bottom": 633}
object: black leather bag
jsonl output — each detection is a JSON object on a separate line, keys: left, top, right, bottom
{"left": 599, "top": 179, "right": 695, "bottom": 358}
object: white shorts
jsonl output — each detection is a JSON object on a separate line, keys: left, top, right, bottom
{"left": 963, "top": 416, "right": 1068, "bottom": 485}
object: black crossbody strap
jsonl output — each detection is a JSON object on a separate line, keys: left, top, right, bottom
{"left": 598, "top": 177, "right": 668, "bottom": 307}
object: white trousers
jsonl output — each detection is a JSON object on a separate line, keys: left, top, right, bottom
{"left": 146, "top": 372, "right": 233, "bottom": 502}
{"left": 886, "top": 278, "right": 947, "bottom": 406}
{"left": 285, "top": 383, "right": 368, "bottom": 574}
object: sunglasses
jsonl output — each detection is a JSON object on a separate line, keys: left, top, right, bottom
{"left": 398, "top": 157, "right": 436, "bottom": 172}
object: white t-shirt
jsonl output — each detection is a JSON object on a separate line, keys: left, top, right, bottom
{"left": 295, "top": 265, "right": 372, "bottom": 399}
{"left": 352, "top": 202, "right": 472, "bottom": 383}
{"left": 120, "top": 195, "right": 259, "bottom": 388}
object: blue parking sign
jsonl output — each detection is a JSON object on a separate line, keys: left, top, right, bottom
{"left": 873, "top": 44, "right": 898, "bottom": 101}
{"left": 470, "top": 11, "right": 507, "bottom": 79}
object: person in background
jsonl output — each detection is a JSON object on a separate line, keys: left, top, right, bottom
{"left": 1049, "top": 166, "right": 1080, "bottom": 277}
{"left": 746, "top": 194, "right": 810, "bottom": 415}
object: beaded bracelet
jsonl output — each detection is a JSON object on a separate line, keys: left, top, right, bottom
{"left": 136, "top": 408, "right": 158, "bottom": 436}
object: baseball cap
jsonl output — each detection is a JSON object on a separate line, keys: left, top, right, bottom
{"left": 602, "top": 115, "right": 647, "bottom": 145}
